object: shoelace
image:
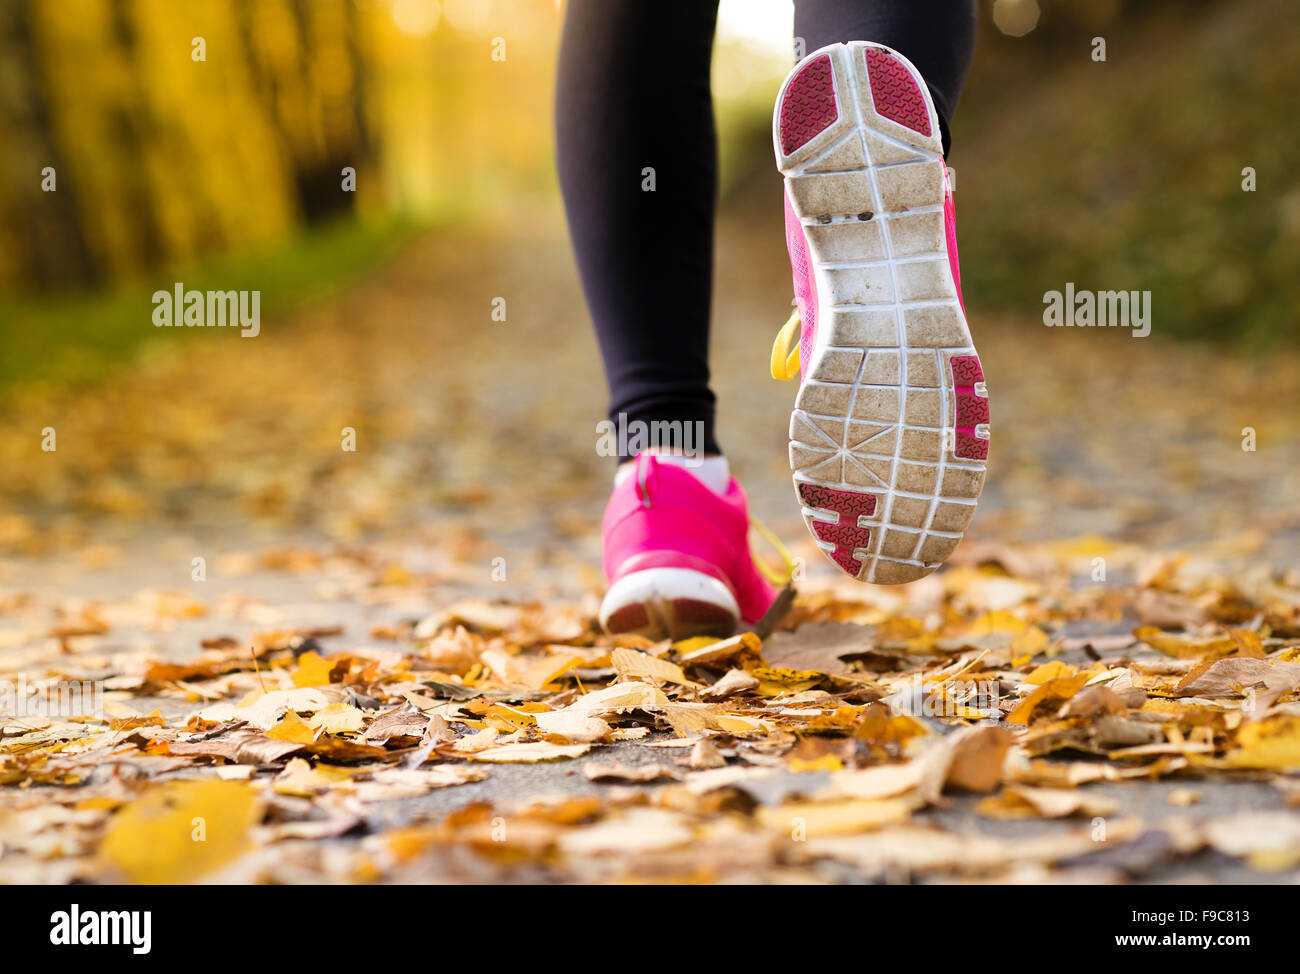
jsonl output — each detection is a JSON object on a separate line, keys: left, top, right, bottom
{"left": 770, "top": 309, "right": 801, "bottom": 381}
{"left": 749, "top": 513, "right": 796, "bottom": 585}
{"left": 761, "top": 311, "right": 802, "bottom": 584}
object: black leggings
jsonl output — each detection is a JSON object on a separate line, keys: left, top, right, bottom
{"left": 556, "top": 0, "right": 977, "bottom": 459}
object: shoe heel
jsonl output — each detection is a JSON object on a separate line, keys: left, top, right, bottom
{"left": 600, "top": 566, "right": 739, "bottom": 640}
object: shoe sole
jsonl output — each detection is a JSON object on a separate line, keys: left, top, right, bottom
{"left": 773, "top": 42, "right": 988, "bottom": 585}
{"left": 599, "top": 567, "right": 740, "bottom": 641}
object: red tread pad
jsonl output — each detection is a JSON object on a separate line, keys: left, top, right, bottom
{"left": 813, "top": 520, "right": 872, "bottom": 550}
{"left": 955, "top": 431, "right": 988, "bottom": 461}
{"left": 864, "top": 49, "right": 931, "bottom": 137}
{"left": 949, "top": 353, "right": 984, "bottom": 386}
{"left": 830, "top": 548, "right": 865, "bottom": 578}
{"left": 949, "top": 354, "right": 989, "bottom": 459}
{"left": 779, "top": 55, "right": 838, "bottom": 155}
{"left": 955, "top": 390, "right": 990, "bottom": 427}
{"left": 799, "top": 483, "right": 876, "bottom": 579}
{"left": 798, "top": 483, "right": 878, "bottom": 520}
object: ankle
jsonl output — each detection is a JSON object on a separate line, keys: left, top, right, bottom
{"left": 614, "top": 453, "right": 731, "bottom": 496}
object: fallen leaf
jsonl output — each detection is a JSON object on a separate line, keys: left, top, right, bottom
{"left": 1175, "top": 657, "right": 1299, "bottom": 700}
{"left": 757, "top": 798, "right": 913, "bottom": 837}
{"left": 557, "top": 808, "right": 694, "bottom": 856}
{"left": 1222, "top": 715, "right": 1300, "bottom": 770}
{"left": 1006, "top": 673, "right": 1091, "bottom": 726}
{"left": 761, "top": 621, "right": 871, "bottom": 676}
{"left": 978, "top": 786, "right": 1118, "bottom": 819}
{"left": 100, "top": 780, "right": 261, "bottom": 883}
{"left": 291, "top": 651, "right": 348, "bottom": 687}
{"left": 308, "top": 703, "right": 366, "bottom": 735}
{"left": 689, "top": 738, "right": 726, "bottom": 769}
{"left": 946, "top": 726, "right": 1015, "bottom": 792}
{"left": 274, "top": 757, "right": 357, "bottom": 796}
{"left": 611, "top": 648, "right": 699, "bottom": 687}
{"left": 534, "top": 709, "right": 611, "bottom": 743}
{"left": 566, "top": 682, "right": 670, "bottom": 716}
{"left": 265, "top": 710, "right": 318, "bottom": 744}
{"left": 466, "top": 741, "right": 591, "bottom": 763}
{"left": 583, "top": 761, "right": 682, "bottom": 783}
{"left": 1203, "top": 812, "right": 1300, "bottom": 870}
{"left": 1134, "top": 626, "right": 1254, "bottom": 660}
{"left": 701, "top": 668, "right": 759, "bottom": 700}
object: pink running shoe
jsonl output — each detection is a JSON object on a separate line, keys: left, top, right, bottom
{"left": 770, "top": 42, "right": 989, "bottom": 585}
{"left": 599, "top": 454, "right": 779, "bottom": 640}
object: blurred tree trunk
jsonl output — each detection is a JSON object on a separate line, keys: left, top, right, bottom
{"left": 342, "top": 0, "right": 375, "bottom": 197}
{"left": 107, "top": 0, "right": 168, "bottom": 266}
{"left": 237, "top": 0, "right": 363, "bottom": 226}
{"left": 0, "top": 0, "right": 96, "bottom": 288}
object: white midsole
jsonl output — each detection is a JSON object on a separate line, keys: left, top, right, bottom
{"left": 598, "top": 567, "right": 739, "bottom": 628}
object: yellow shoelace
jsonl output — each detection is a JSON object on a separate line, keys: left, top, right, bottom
{"left": 770, "top": 309, "right": 801, "bottom": 381}
{"left": 758, "top": 308, "right": 803, "bottom": 585}
{"left": 749, "top": 513, "right": 796, "bottom": 585}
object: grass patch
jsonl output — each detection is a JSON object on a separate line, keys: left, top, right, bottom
{"left": 0, "top": 213, "right": 425, "bottom": 391}
{"left": 952, "top": 0, "right": 1298, "bottom": 349}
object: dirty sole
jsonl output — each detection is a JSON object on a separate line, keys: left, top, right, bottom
{"left": 774, "top": 41, "right": 989, "bottom": 584}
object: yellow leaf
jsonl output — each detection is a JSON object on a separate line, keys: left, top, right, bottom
{"left": 1010, "top": 626, "right": 1051, "bottom": 664}
{"left": 805, "top": 706, "right": 869, "bottom": 734}
{"left": 382, "top": 827, "right": 442, "bottom": 864}
{"left": 968, "top": 610, "right": 1030, "bottom": 636}
{"left": 522, "top": 654, "right": 583, "bottom": 690}
{"left": 710, "top": 713, "right": 773, "bottom": 734}
{"left": 1005, "top": 673, "right": 1090, "bottom": 726}
{"left": 749, "top": 666, "right": 824, "bottom": 697}
{"left": 484, "top": 703, "right": 538, "bottom": 730}
{"left": 1051, "top": 534, "right": 1120, "bottom": 559}
{"left": 788, "top": 754, "right": 843, "bottom": 772}
{"left": 1134, "top": 626, "right": 1242, "bottom": 660}
{"left": 1024, "top": 660, "right": 1075, "bottom": 685}
{"left": 757, "top": 799, "right": 912, "bottom": 837}
{"left": 266, "top": 710, "right": 318, "bottom": 744}
{"left": 1223, "top": 716, "right": 1300, "bottom": 770}
{"left": 100, "top": 780, "right": 260, "bottom": 883}
{"left": 307, "top": 703, "right": 365, "bottom": 735}
{"left": 675, "top": 632, "right": 762, "bottom": 666}
{"left": 274, "top": 756, "right": 357, "bottom": 796}
{"left": 673, "top": 636, "right": 720, "bottom": 654}
{"left": 76, "top": 796, "right": 125, "bottom": 812}
{"left": 291, "top": 651, "right": 343, "bottom": 687}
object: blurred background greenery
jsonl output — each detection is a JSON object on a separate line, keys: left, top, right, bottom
{"left": 0, "top": 0, "right": 1295, "bottom": 394}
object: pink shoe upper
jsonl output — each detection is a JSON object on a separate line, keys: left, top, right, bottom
{"left": 943, "top": 165, "right": 964, "bottom": 313}
{"left": 602, "top": 454, "right": 777, "bottom": 624}
{"left": 784, "top": 190, "right": 819, "bottom": 375}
